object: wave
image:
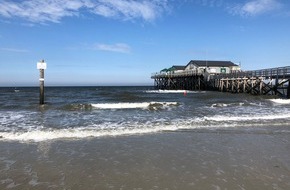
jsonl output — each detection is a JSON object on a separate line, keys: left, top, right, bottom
{"left": 0, "top": 122, "right": 186, "bottom": 142}
{"left": 91, "top": 102, "right": 178, "bottom": 109}
{"left": 2, "top": 106, "right": 290, "bottom": 142}
{"left": 269, "top": 99, "right": 290, "bottom": 104}
{"left": 1, "top": 112, "right": 290, "bottom": 142}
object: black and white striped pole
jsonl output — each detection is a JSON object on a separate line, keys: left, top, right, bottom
{"left": 37, "top": 60, "right": 47, "bottom": 105}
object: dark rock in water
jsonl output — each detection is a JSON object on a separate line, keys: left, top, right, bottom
{"left": 0, "top": 136, "right": 3, "bottom": 138}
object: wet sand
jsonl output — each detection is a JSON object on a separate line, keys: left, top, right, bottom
{"left": 1, "top": 129, "right": 290, "bottom": 189}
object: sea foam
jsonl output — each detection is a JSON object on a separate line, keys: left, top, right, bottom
{"left": 205, "top": 113, "right": 290, "bottom": 122}
{"left": 145, "top": 90, "right": 205, "bottom": 94}
{"left": 269, "top": 99, "right": 290, "bottom": 104}
{"left": 91, "top": 102, "right": 178, "bottom": 109}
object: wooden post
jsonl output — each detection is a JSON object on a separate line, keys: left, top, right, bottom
{"left": 275, "top": 73, "right": 279, "bottom": 95}
{"left": 243, "top": 78, "right": 246, "bottom": 93}
{"left": 259, "top": 78, "right": 263, "bottom": 95}
{"left": 251, "top": 78, "right": 254, "bottom": 95}
{"left": 287, "top": 79, "right": 290, "bottom": 99}
{"left": 37, "top": 60, "right": 47, "bottom": 105}
{"left": 198, "top": 77, "right": 201, "bottom": 90}
{"left": 231, "top": 79, "right": 234, "bottom": 92}
{"left": 237, "top": 78, "right": 240, "bottom": 93}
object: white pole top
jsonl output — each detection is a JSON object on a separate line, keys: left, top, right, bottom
{"left": 37, "top": 60, "right": 47, "bottom": 70}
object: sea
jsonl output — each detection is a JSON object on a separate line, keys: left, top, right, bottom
{"left": 1, "top": 86, "right": 290, "bottom": 189}
{"left": 1, "top": 86, "right": 290, "bottom": 142}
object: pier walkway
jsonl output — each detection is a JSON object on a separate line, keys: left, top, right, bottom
{"left": 151, "top": 66, "right": 290, "bottom": 98}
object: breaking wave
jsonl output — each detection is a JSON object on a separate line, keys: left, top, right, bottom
{"left": 91, "top": 102, "right": 178, "bottom": 109}
{"left": 269, "top": 99, "right": 290, "bottom": 104}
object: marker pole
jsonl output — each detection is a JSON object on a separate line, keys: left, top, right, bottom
{"left": 37, "top": 60, "right": 46, "bottom": 105}
{"left": 39, "top": 69, "right": 44, "bottom": 105}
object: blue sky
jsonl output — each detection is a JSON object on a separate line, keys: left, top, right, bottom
{"left": 0, "top": 0, "right": 290, "bottom": 86}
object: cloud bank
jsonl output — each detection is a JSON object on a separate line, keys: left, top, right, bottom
{"left": 0, "top": 0, "right": 169, "bottom": 23}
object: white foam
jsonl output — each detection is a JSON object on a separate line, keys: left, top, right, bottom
{"left": 210, "top": 103, "right": 228, "bottom": 108}
{"left": 205, "top": 113, "right": 290, "bottom": 122}
{"left": 0, "top": 111, "right": 38, "bottom": 132}
{"left": 0, "top": 125, "right": 178, "bottom": 142}
{"left": 146, "top": 90, "right": 205, "bottom": 94}
{"left": 1, "top": 113, "right": 290, "bottom": 142}
{"left": 269, "top": 99, "right": 290, "bottom": 104}
{"left": 0, "top": 117, "right": 204, "bottom": 142}
{"left": 91, "top": 102, "right": 178, "bottom": 109}
{"left": 210, "top": 102, "right": 246, "bottom": 108}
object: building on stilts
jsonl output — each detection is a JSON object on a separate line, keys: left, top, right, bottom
{"left": 151, "top": 60, "right": 290, "bottom": 98}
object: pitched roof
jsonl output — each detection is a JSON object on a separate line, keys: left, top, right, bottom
{"left": 171, "top": 65, "right": 186, "bottom": 70}
{"left": 187, "top": 60, "right": 238, "bottom": 67}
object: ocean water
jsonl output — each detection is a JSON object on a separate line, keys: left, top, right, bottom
{"left": 1, "top": 86, "right": 290, "bottom": 142}
{"left": 1, "top": 86, "right": 290, "bottom": 189}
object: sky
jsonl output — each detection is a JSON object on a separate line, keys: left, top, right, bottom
{"left": 0, "top": 0, "right": 290, "bottom": 86}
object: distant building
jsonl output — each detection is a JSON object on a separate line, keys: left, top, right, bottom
{"left": 185, "top": 60, "right": 240, "bottom": 74}
{"left": 152, "top": 60, "right": 240, "bottom": 78}
{"left": 159, "top": 65, "right": 186, "bottom": 74}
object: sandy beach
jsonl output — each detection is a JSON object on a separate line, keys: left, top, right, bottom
{"left": 1, "top": 128, "right": 290, "bottom": 190}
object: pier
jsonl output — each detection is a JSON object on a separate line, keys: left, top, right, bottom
{"left": 152, "top": 70, "right": 206, "bottom": 90}
{"left": 151, "top": 65, "right": 290, "bottom": 98}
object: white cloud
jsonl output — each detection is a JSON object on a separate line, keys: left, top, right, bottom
{"left": 0, "top": 0, "right": 169, "bottom": 24}
{"left": 0, "top": 47, "right": 29, "bottom": 53}
{"left": 93, "top": 43, "right": 131, "bottom": 53}
{"left": 230, "top": 0, "right": 282, "bottom": 16}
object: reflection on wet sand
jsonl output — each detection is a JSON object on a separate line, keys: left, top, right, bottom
{"left": 1, "top": 129, "right": 290, "bottom": 189}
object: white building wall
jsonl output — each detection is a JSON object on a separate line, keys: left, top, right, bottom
{"left": 185, "top": 63, "right": 239, "bottom": 74}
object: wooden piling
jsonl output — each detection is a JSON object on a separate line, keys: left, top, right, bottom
{"left": 287, "top": 79, "right": 290, "bottom": 99}
{"left": 259, "top": 78, "right": 263, "bottom": 95}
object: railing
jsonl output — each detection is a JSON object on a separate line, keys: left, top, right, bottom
{"left": 215, "top": 66, "right": 290, "bottom": 79}
{"left": 152, "top": 66, "right": 290, "bottom": 79}
{"left": 151, "top": 70, "right": 202, "bottom": 78}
